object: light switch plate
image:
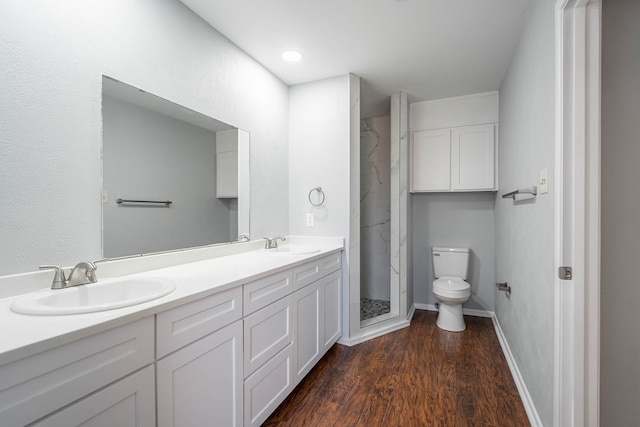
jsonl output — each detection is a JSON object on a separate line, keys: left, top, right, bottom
{"left": 539, "top": 169, "right": 549, "bottom": 194}
{"left": 102, "top": 190, "right": 108, "bottom": 203}
{"left": 306, "top": 213, "right": 315, "bottom": 227}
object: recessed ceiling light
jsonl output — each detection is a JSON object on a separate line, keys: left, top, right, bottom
{"left": 281, "top": 50, "right": 303, "bottom": 62}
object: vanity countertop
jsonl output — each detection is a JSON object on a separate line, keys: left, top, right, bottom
{"left": 0, "top": 237, "right": 344, "bottom": 365}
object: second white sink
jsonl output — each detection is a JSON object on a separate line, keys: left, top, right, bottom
{"left": 11, "top": 276, "right": 176, "bottom": 316}
{"left": 263, "top": 246, "right": 320, "bottom": 255}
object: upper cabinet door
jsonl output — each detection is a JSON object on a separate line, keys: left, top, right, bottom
{"left": 411, "top": 129, "right": 451, "bottom": 192}
{"left": 450, "top": 124, "right": 495, "bottom": 191}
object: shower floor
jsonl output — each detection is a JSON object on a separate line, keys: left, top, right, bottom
{"left": 360, "top": 298, "right": 391, "bottom": 321}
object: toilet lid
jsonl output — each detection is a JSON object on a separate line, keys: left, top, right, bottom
{"left": 433, "top": 277, "right": 470, "bottom": 291}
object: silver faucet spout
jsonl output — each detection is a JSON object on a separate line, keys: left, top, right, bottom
{"left": 67, "top": 261, "right": 98, "bottom": 287}
{"left": 264, "top": 235, "right": 286, "bottom": 249}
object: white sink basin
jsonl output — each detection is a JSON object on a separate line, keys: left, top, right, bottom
{"left": 11, "top": 276, "right": 176, "bottom": 316}
{"left": 263, "top": 246, "right": 320, "bottom": 255}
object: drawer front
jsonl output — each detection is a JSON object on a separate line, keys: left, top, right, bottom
{"left": 244, "top": 344, "right": 293, "bottom": 427}
{"left": 243, "top": 270, "right": 292, "bottom": 315}
{"left": 292, "top": 252, "right": 342, "bottom": 291}
{"left": 244, "top": 295, "right": 292, "bottom": 377}
{"left": 0, "top": 317, "right": 154, "bottom": 427}
{"left": 157, "top": 287, "right": 242, "bottom": 358}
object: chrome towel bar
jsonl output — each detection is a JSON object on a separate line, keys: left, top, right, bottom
{"left": 501, "top": 186, "right": 537, "bottom": 200}
{"left": 116, "top": 199, "right": 172, "bottom": 206}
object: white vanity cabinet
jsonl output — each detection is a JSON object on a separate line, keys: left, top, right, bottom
{"left": 243, "top": 252, "right": 342, "bottom": 426}
{"left": 292, "top": 254, "right": 342, "bottom": 385}
{"left": 0, "top": 317, "right": 155, "bottom": 427}
{"left": 0, "top": 247, "right": 343, "bottom": 427}
{"left": 411, "top": 123, "right": 496, "bottom": 192}
{"left": 155, "top": 287, "right": 243, "bottom": 427}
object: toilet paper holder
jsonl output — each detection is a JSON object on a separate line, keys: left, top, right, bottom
{"left": 496, "top": 282, "right": 511, "bottom": 295}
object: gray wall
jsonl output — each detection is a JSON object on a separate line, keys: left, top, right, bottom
{"left": 0, "top": 0, "right": 289, "bottom": 275}
{"left": 411, "top": 193, "right": 495, "bottom": 311}
{"left": 103, "top": 96, "right": 232, "bottom": 257}
{"left": 494, "top": 0, "right": 555, "bottom": 425}
{"left": 601, "top": 0, "right": 640, "bottom": 424}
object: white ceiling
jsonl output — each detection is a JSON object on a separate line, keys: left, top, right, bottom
{"left": 179, "top": 0, "right": 531, "bottom": 118}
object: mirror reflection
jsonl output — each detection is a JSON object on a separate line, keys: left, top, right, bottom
{"left": 102, "top": 76, "right": 249, "bottom": 258}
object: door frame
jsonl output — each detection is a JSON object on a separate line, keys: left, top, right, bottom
{"left": 553, "top": 1, "right": 601, "bottom": 426}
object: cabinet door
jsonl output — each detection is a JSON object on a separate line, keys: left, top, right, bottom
{"left": 157, "top": 320, "right": 243, "bottom": 427}
{"left": 244, "top": 344, "right": 293, "bottom": 427}
{"left": 216, "top": 150, "right": 238, "bottom": 198}
{"left": 322, "top": 270, "right": 342, "bottom": 352}
{"left": 411, "top": 129, "right": 451, "bottom": 192}
{"left": 293, "top": 280, "right": 322, "bottom": 385}
{"left": 451, "top": 124, "right": 495, "bottom": 191}
{"left": 31, "top": 366, "right": 155, "bottom": 427}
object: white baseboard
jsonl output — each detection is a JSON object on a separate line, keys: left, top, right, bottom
{"left": 414, "top": 303, "right": 493, "bottom": 318}
{"left": 339, "top": 317, "right": 411, "bottom": 346}
{"left": 492, "top": 315, "right": 543, "bottom": 427}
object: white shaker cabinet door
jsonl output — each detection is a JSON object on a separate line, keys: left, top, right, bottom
{"left": 410, "top": 129, "right": 451, "bottom": 192}
{"left": 451, "top": 124, "right": 495, "bottom": 191}
{"left": 293, "top": 279, "right": 322, "bottom": 385}
{"left": 157, "top": 320, "right": 243, "bottom": 427}
{"left": 322, "top": 270, "right": 342, "bottom": 352}
{"left": 30, "top": 366, "right": 155, "bottom": 427}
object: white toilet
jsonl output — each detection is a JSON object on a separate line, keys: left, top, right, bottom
{"left": 432, "top": 247, "right": 471, "bottom": 332}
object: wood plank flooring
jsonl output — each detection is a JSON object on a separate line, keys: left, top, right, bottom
{"left": 264, "top": 310, "right": 530, "bottom": 427}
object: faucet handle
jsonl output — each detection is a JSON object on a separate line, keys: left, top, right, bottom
{"left": 40, "top": 265, "right": 67, "bottom": 289}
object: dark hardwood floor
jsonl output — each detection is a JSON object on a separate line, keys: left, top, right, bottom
{"left": 264, "top": 310, "right": 530, "bottom": 427}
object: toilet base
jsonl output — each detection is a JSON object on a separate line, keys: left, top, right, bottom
{"left": 436, "top": 302, "right": 466, "bottom": 332}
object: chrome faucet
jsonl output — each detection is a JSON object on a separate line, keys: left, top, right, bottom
{"left": 40, "top": 261, "right": 98, "bottom": 289}
{"left": 264, "top": 235, "right": 286, "bottom": 249}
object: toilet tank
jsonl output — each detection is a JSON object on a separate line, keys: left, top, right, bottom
{"left": 432, "top": 247, "right": 470, "bottom": 279}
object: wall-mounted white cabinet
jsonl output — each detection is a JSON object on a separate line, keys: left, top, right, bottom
{"left": 411, "top": 123, "right": 496, "bottom": 192}
{"left": 410, "top": 92, "right": 498, "bottom": 193}
{"left": 216, "top": 129, "right": 239, "bottom": 198}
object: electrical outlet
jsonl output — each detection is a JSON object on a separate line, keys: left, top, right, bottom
{"left": 539, "top": 169, "right": 549, "bottom": 194}
{"left": 306, "top": 213, "right": 315, "bottom": 227}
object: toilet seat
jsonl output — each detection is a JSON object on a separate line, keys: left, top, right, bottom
{"left": 433, "top": 277, "right": 470, "bottom": 299}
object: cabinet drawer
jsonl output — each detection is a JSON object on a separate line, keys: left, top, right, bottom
{"left": 244, "top": 344, "right": 293, "bottom": 427}
{"left": 244, "top": 295, "right": 292, "bottom": 377}
{"left": 0, "top": 317, "right": 154, "bottom": 427}
{"left": 31, "top": 365, "right": 155, "bottom": 427}
{"left": 243, "top": 270, "right": 292, "bottom": 315}
{"left": 292, "top": 252, "right": 342, "bottom": 291}
{"left": 156, "top": 287, "right": 242, "bottom": 358}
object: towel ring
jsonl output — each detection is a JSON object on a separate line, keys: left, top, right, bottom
{"left": 308, "top": 187, "right": 325, "bottom": 207}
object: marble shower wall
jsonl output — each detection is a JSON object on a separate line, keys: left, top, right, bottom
{"left": 360, "top": 116, "right": 391, "bottom": 301}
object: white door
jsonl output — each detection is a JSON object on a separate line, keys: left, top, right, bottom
{"left": 554, "top": 1, "right": 601, "bottom": 426}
